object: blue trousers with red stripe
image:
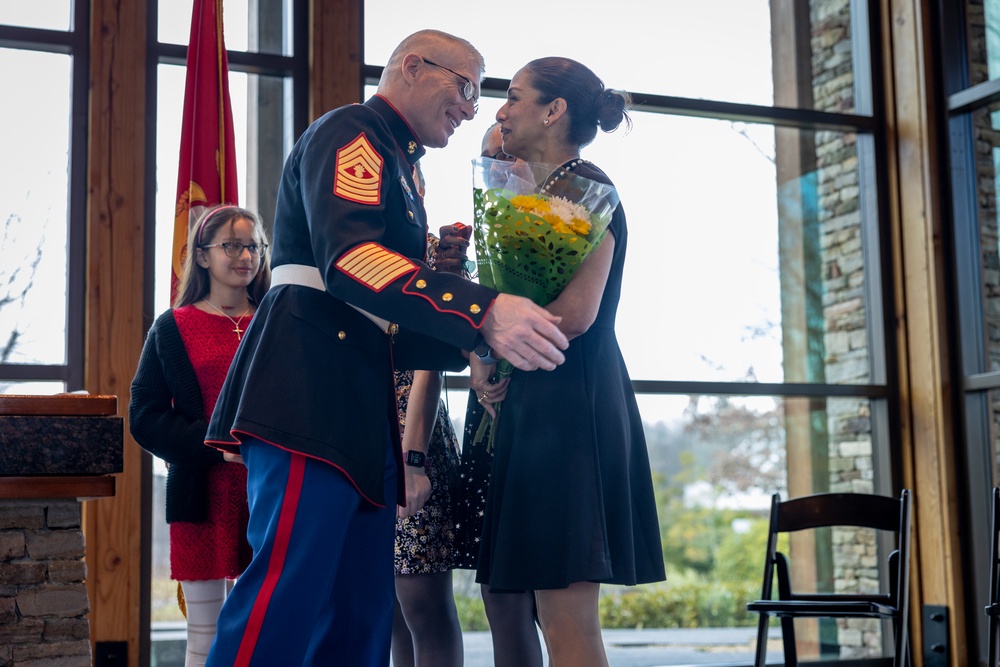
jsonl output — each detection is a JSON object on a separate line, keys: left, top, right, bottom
{"left": 205, "top": 435, "right": 398, "bottom": 667}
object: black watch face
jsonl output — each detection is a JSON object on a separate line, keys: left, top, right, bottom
{"left": 405, "top": 451, "right": 426, "bottom": 466}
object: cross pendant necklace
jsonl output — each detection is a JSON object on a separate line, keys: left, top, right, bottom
{"left": 203, "top": 299, "right": 251, "bottom": 341}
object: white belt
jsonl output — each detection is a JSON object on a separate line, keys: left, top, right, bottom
{"left": 271, "top": 263, "right": 394, "bottom": 334}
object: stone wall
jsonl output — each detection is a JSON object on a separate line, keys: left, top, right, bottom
{"left": 811, "top": 0, "right": 881, "bottom": 658}
{"left": 0, "top": 500, "right": 91, "bottom": 667}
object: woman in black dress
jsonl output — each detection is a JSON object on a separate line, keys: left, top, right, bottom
{"left": 469, "top": 58, "right": 666, "bottom": 667}
{"left": 453, "top": 121, "right": 545, "bottom": 667}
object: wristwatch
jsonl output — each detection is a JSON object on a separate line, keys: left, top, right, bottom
{"left": 404, "top": 450, "right": 426, "bottom": 468}
{"left": 474, "top": 340, "right": 498, "bottom": 365}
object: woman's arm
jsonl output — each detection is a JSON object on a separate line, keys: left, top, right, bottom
{"left": 544, "top": 231, "right": 616, "bottom": 340}
{"left": 397, "top": 369, "right": 442, "bottom": 518}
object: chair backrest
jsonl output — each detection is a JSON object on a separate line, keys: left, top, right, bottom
{"left": 759, "top": 489, "right": 912, "bottom": 607}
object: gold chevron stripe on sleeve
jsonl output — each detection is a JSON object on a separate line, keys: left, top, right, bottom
{"left": 333, "top": 133, "right": 383, "bottom": 205}
{"left": 336, "top": 242, "right": 417, "bottom": 291}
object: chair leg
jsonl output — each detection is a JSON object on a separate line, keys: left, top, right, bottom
{"left": 753, "top": 614, "right": 769, "bottom": 667}
{"left": 780, "top": 616, "right": 797, "bottom": 666}
{"left": 892, "top": 620, "right": 909, "bottom": 667}
{"left": 990, "top": 613, "right": 998, "bottom": 667}
{"left": 753, "top": 614, "right": 770, "bottom": 667}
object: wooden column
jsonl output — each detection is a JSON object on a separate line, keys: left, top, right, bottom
{"left": 86, "top": 1, "right": 148, "bottom": 665}
{"left": 310, "top": 0, "right": 363, "bottom": 122}
{"left": 883, "top": 0, "right": 965, "bottom": 663}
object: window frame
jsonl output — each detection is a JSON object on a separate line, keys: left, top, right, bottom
{"left": 0, "top": 1, "right": 89, "bottom": 390}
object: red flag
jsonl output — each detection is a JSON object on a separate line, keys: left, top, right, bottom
{"left": 171, "top": 0, "right": 238, "bottom": 304}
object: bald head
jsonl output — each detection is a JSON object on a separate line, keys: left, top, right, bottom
{"left": 376, "top": 29, "right": 485, "bottom": 149}
{"left": 481, "top": 122, "right": 503, "bottom": 157}
{"left": 378, "top": 29, "right": 484, "bottom": 93}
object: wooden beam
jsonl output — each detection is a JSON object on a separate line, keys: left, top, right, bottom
{"left": 309, "top": 0, "right": 363, "bottom": 121}
{"left": 0, "top": 476, "right": 116, "bottom": 499}
{"left": 883, "top": 0, "right": 966, "bottom": 662}
{"left": 86, "top": 1, "right": 148, "bottom": 665}
{"left": 0, "top": 394, "right": 117, "bottom": 415}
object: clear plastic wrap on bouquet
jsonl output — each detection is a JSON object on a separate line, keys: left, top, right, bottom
{"left": 470, "top": 157, "right": 619, "bottom": 450}
{"left": 471, "top": 157, "right": 619, "bottom": 306}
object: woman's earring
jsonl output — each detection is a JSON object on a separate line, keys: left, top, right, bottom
{"left": 543, "top": 118, "right": 549, "bottom": 125}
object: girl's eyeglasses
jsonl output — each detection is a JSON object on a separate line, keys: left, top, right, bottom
{"left": 200, "top": 241, "right": 268, "bottom": 258}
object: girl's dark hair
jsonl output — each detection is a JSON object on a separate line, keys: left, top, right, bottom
{"left": 173, "top": 204, "right": 272, "bottom": 308}
{"left": 523, "top": 57, "right": 632, "bottom": 148}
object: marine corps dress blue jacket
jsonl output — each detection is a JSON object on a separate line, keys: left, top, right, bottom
{"left": 206, "top": 95, "right": 499, "bottom": 507}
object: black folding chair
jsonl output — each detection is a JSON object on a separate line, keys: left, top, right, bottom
{"left": 746, "top": 490, "right": 911, "bottom": 666}
{"left": 986, "top": 487, "right": 1000, "bottom": 665}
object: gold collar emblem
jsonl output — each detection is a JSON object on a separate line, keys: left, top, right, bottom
{"left": 407, "top": 141, "right": 417, "bottom": 154}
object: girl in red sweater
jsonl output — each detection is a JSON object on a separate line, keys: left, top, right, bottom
{"left": 130, "top": 205, "right": 270, "bottom": 667}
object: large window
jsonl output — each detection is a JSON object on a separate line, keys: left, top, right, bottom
{"left": 0, "top": 3, "right": 87, "bottom": 393}
{"left": 368, "top": 0, "right": 899, "bottom": 663}
{"left": 941, "top": 0, "right": 1000, "bottom": 660}
{"left": 1, "top": 0, "right": 907, "bottom": 664}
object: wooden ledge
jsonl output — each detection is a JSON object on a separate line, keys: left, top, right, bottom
{"left": 0, "top": 475, "right": 116, "bottom": 499}
{"left": 0, "top": 394, "right": 118, "bottom": 416}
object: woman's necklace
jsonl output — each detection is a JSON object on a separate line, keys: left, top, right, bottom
{"left": 541, "top": 158, "right": 585, "bottom": 194}
{"left": 203, "top": 299, "right": 251, "bottom": 340}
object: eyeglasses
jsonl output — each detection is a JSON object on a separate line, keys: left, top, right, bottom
{"left": 421, "top": 57, "right": 479, "bottom": 111}
{"left": 201, "top": 241, "right": 268, "bottom": 258}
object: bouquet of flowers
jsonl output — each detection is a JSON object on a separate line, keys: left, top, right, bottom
{"left": 470, "top": 156, "right": 619, "bottom": 449}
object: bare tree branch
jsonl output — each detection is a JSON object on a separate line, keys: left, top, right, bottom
{"left": 0, "top": 211, "right": 44, "bottom": 364}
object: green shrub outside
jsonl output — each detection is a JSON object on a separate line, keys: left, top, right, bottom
{"left": 598, "top": 580, "right": 760, "bottom": 629}
{"left": 452, "top": 512, "right": 781, "bottom": 631}
{"left": 455, "top": 592, "right": 490, "bottom": 632}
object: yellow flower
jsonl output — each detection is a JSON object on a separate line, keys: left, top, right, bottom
{"left": 510, "top": 194, "right": 551, "bottom": 215}
{"left": 511, "top": 194, "right": 592, "bottom": 236}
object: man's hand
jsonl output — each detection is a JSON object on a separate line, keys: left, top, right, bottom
{"left": 481, "top": 293, "right": 569, "bottom": 371}
{"left": 223, "top": 451, "right": 245, "bottom": 466}
{"left": 435, "top": 223, "right": 472, "bottom": 275}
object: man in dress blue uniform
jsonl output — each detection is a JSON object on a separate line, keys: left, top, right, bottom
{"left": 202, "top": 29, "right": 568, "bottom": 667}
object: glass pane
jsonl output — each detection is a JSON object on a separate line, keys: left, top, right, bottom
{"left": 972, "top": 103, "right": 1000, "bottom": 374}
{"left": 400, "top": 94, "right": 874, "bottom": 384}
{"left": 156, "top": 64, "right": 293, "bottom": 315}
{"left": 0, "top": 48, "right": 71, "bottom": 365}
{"left": 989, "top": 390, "right": 1000, "bottom": 485}
{"left": 0, "top": 2, "right": 71, "bottom": 30}
{"left": 971, "top": 0, "right": 1000, "bottom": 84}
{"left": 364, "top": 0, "right": 862, "bottom": 112}
{"left": 150, "top": 457, "right": 186, "bottom": 662}
{"left": 151, "top": 61, "right": 293, "bottom": 636}
{"left": 0, "top": 380, "right": 66, "bottom": 395}
{"left": 158, "top": 0, "right": 293, "bottom": 55}
{"left": 646, "top": 392, "right": 881, "bottom": 661}
{"left": 446, "top": 387, "right": 883, "bottom": 662}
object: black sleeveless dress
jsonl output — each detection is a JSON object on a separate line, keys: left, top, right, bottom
{"left": 473, "top": 160, "right": 666, "bottom": 591}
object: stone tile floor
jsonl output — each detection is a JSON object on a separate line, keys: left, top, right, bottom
{"left": 151, "top": 623, "right": 781, "bottom": 666}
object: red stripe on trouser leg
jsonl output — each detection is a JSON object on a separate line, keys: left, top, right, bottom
{"left": 232, "top": 453, "right": 306, "bottom": 666}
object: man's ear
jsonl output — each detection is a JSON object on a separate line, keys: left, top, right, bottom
{"left": 401, "top": 53, "right": 423, "bottom": 85}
